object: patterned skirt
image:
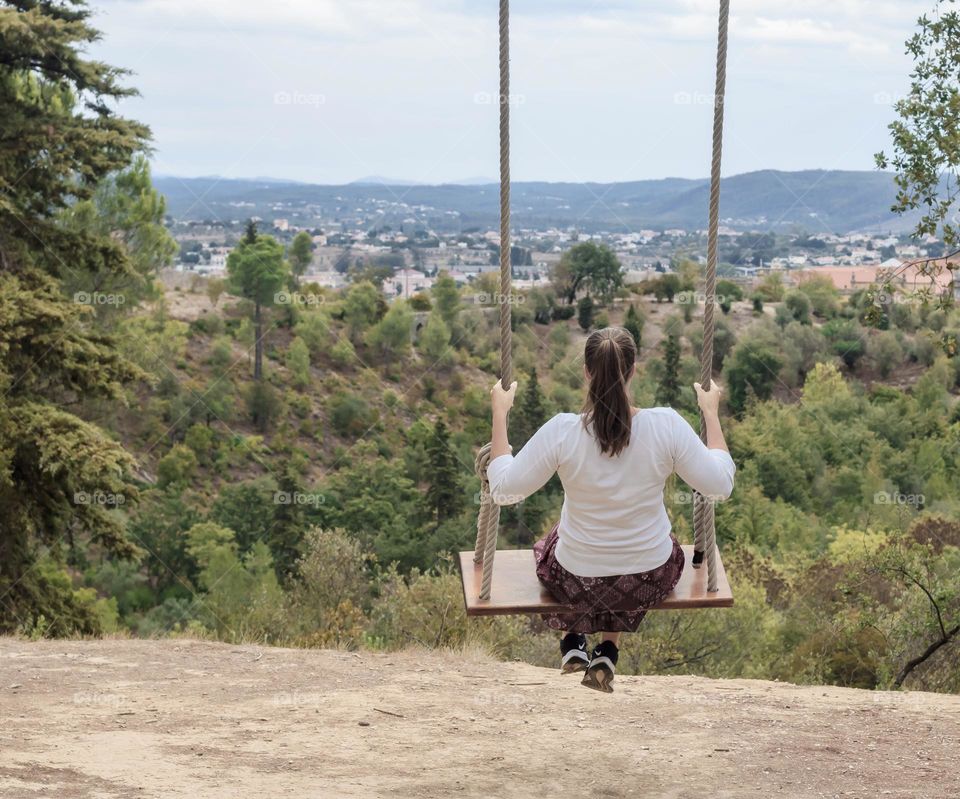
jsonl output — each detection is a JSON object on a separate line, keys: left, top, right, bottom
{"left": 533, "top": 525, "right": 685, "bottom": 633}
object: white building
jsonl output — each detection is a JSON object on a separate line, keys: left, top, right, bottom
{"left": 208, "top": 246, "right": 231, "bottom": 270}
{"left": 385, "top": 268, "right": 433, "bottom": 300}
{"left": 306, "top": 271, "right": 346, "bottom": 289}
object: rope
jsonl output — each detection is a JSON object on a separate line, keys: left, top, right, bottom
{"left": 693, "top": 0, "right": 730, "bottom": 593}
{"left": 475, "top": 0, "right": 511, "bottom": 600}
{"left": 498, "top": 0, "right": 513, "bottom": 391}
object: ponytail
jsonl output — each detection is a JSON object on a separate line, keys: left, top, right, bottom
{"left": 582, "top": 327, "right": 637, "bottom": 457}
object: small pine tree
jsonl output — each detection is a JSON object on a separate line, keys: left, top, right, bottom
{"left": 425, "top": 419, "right": 465, "bottom": 524}
{"left": 624, "top": 303, "right": 644, "bottom": 349}
{"left": 270, "top": 467, "right": 307, "bottom": 585}
{"left": 419, "top": 311, "right": 453, "bottom": 366}
{"left": 288, "top": 230, "right": 314, "bottom": 284}
{"left": 365, "top": 300, "right": 413, "bottom": 362}
{"left": 245, "top": 380, "right": 281, "bottom": 432}
{"left": 512, "top": 367, "right": 548, "bottom": 448}
{"left": 655, "top": 334, "right": 682, "bottom": 407}
{"left": 286, "top": 337, "right": 311, "bottom": 389}
{"left": 577, "top": 295, "right": 595, "bottom": 331}
{"left": 431, "top": 271, "right": 461, "bottom": 325}
{"left": 226, "top": 234, "right": 289, "bottom": 380}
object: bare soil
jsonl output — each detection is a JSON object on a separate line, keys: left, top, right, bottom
{"left": 2, "top": 638, "right": 959, "bottom": 798}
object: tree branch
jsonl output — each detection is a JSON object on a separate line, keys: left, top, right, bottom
{"left": 894, "top": 624, "right": 960, "bottom": 688}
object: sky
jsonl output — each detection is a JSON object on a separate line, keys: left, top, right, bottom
{"left": 89, "top": 0, "right": 935, "bottom": 185}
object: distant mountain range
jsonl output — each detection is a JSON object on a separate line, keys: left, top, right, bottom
{"left": 154, "top": 169, "right": 920, "bottom": 235}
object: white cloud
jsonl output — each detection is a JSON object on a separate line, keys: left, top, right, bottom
{"left": 88, "top": 0, "right": 930, "bottom": 183}
{"left": 740, "top": 16, "right": 889, "bottom": 54}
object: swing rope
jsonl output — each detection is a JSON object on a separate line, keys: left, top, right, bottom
{"left": 474, "top": 0, "right": 730, "bottom": 600}
{"left": 473, "top": 0, "right": 512, "bottom": 601}
{"left": 692, "top": 0, "right": 730, "bottom": 592}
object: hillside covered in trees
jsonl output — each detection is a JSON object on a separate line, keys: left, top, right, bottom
{"left": 2, "top": 0, "right": 959, "bottom": 701}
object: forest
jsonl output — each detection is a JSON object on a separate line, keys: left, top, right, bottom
{"left": 2, "top": 0, "right": 959, "bottom": 697}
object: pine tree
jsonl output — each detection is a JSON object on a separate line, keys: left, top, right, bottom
{"left": 425, "top": 419, "right": 464, "bottom": 524}
{"left": 226, "top": 235, "right": 289, "bottom": 380}
{"left": 431, "top": 271, "right": 461, "bottom": 325}
{"left": 0, "top": 1, "right": 150, "bottom": 275}
{"left": 512, "top": 367, "right": 548, "bottom": 449}
{"left": 656, "top": 334, "right": 682, "bottom": 407}
{"left": 270, "top": 467, "right": 307, "bottom": 585}
{"left": 365, "top": 300, "right": 413, "bottom": 362}
{"left": 288, "top": 230, "right": 313, "bottom": 285}
{"left": 286, "top": 337, "right": 311, "bottom": 389}
{"left": 419, "top": 311, "right": 453, "bottom": 366}
{"left": 624, "top": 303, "right": 644, "bottom": 349}
{"left": 0, "top": 1, "right": 152, "bottom": 634}
{"left": 578, "top": 295, "right": 595, "bottom": 331}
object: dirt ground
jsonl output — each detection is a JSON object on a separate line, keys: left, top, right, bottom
{"left": 1, "top": 638, "right": 958, "bottom": 799}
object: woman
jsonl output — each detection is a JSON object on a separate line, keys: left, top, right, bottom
{"left": 487, "top": 327, "right": 734, "bottom": 693}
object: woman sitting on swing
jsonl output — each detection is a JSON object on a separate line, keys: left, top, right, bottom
{"left": 487, "top": 326, "right": 735, "bottom": 693}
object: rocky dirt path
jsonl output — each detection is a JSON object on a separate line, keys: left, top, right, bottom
{"left": 1, "top": 638, "right": 958, "bottom": 798}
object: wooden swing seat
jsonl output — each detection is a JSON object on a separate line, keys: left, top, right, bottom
{"left": 457, "top": 546, "right": 733, "bottom": 617}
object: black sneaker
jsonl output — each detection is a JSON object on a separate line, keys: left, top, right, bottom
{"left": 581, "top": 641, "right": 618, "bottom": 693}
{"left": 559, "top": 632, "right": 590, "bottom": 674}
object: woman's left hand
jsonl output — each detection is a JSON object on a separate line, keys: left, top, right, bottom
{"left": 491, "top": 380, "right": 518, "bottom": 416}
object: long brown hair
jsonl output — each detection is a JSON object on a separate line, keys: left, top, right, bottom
{"left": 582, "top": 327, "right": 637, "bottom": 457}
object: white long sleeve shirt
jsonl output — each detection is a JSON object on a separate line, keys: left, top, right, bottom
{"left": 487, "top": 408, "right": 736, "bottom": 577}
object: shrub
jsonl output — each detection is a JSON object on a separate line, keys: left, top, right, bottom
{"left": 366, "top": 300, "right": 413, "bottom": 361}
{"left": 409, "top": 292, "right": 432, "bottom": 311}
{"left": 577, "top": 295, "right": 595, "bottom": 330}
{"left": 157, "top": 444, "right": 198, "bottom": 489}
{"left": 285, "top": 528, "right": 372, "bottom": 648}
{"left": 285, "top": 337, "right": 311, "bottom": 389}
{"left": 822, "top": 318, "right": 866, "bottom": 369}
{"left": 329, "top": 392, "right": 378, "bottom": 438}
{"left": 330, "top": 338, "right": 357, "bottom": 367}
{"left": 245, "top": 380, "right": 282, "bottom": 432}
{"left": 419, "top": 311, "right": 454, "bottom": 366}
{"left": 293, "top": 311, "right": 331, "bottom": 362}
{"left": 868, "top": 330, "right": 904, "bottom": 378}
{"left": 783, "top": 290, "right": 812, "bottom": 325}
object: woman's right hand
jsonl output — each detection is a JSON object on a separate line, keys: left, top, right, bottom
{"left": 491, "top": 380, "right": 518, "bottom": 417}
{"left": 694, "top": 381, "right": 722, "bottom": 416}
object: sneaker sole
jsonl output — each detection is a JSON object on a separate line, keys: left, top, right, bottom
{"left": 560, "top": 652, "right": 590, "bottom": 674}
{"left": 581, "top": 665, "right": 614, "bottom": 693}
